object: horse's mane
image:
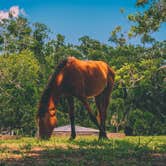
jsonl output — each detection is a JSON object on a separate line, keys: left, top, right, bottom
{"left": 37, "top": 58, "right": 68, "bottom": 117}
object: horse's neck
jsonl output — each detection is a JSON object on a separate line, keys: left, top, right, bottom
{"left": 47, "top": 76, "right": 62, "bottom": 109}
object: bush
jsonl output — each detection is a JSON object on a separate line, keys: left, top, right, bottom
{"left": 0, "top": 50, "right": 40, "bottom": 135}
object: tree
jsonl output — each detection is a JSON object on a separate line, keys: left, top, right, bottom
{"left": 0, "top": 16, "right": 33, "bottom": 54}
{"left": 0, "top": 1, "right": 165, "bottom": 136}
{"left": 128, "top": 109, "right": 155, "bottom": 135}
{"left": 128, "top": 0, "right": 166, "bottom": 45}
{"left": 109, "top": 26, "right": 126, "bottom": 47}
{"left": 78, "top": 35, "right": 109, "bottom": 61}
{"left": 0, "top": 50, "right": 40, "bottom": 135}
{"left": 32, "top": 22, "right": 50, "bottom": 63}
{"left": 109, "top": 98, "right": 126, "bottom": 132}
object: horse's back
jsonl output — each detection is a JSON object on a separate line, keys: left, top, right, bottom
{"left": 59, "top": 57, "right": 114, "bottom": 98}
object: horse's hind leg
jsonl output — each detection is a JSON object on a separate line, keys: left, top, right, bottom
{"left": 67, "top": 97, "right": 76, "bottom": 140}
{"left": 95, "top": 83, "right": 112, "bottom": 139}
{"left": 95, "top": 95, "right": 108, "bottom": 139}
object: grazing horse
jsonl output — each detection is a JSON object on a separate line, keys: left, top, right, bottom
{"left": 36, "top": 57, "right": 115, "bottom": 139}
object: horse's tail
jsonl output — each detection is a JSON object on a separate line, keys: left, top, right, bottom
{"left": 104, "top": 66, "right": 115, "bottom": 100}
{"left": 97, "top": 65, "right": 115, "bottom": 102}
{"left": 108, "top": 66, "right": 115, "bottom": 85}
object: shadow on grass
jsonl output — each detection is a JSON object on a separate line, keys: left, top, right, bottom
{"left": 1, "top": 137, "right": 166, "bottom": 166}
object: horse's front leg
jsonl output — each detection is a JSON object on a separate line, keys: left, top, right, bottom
{"left": 67, "top": 97, "right": 76, "bottom": 140}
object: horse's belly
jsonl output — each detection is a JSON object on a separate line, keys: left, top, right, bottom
{"left": 84, "top": 76, "right": 107, "bottom": 97}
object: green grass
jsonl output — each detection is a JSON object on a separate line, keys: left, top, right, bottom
{"left": 0, "top": 136, "right": 166, "bottom": 166}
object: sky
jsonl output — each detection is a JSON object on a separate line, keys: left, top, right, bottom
{"left": 0, "top": 0, "right": 165, "bottom": 45}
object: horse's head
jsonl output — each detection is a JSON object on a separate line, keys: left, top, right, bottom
{"left": 37, "top": 99, "right": 58, "bottom": 140}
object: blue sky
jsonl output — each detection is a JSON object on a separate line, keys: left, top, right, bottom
{"left": 0, "top": 0, "right": 165, "bottom": 44}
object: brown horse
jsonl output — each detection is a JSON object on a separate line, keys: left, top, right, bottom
{"left": 36, "top": 57, "right": 115, "bottom": 139}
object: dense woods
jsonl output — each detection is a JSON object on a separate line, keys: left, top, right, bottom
{"left": 0, "top": 0, "right": 166, "bottom": 136}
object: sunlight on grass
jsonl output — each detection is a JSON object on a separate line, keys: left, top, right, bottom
{"left": 0, "top": 136, "right": 166, "bottom": 166}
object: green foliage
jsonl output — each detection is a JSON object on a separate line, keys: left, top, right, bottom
{"left": 128, "top": 109, "right": 154, "bottom": 135}
{"left": 109, "top": 26, "right": 126, "bottom": 46}
{"left": 32, "top": 22, "right": 50, "bottom": 63}
{"left": 109, "top": 98, "right": 126, "bottom": 132}
{"left": 129, "top": 0, "right": 166, "bottom": 45}
{"left": 0, "top": 0, "right": 165, "bottom": 136}
{"left": 0, "top": 17, "right": 33, "bottom": 54}
{"left": 0, "top": 50, "right": 40, "bottom": 135}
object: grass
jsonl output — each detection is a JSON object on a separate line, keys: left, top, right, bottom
{"left": 0, "top": 135, "right": 166, "bottom": 166}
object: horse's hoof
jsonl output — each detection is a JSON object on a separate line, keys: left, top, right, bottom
{"left": 69, "top": 136, "right": 76, "bottom": 141}
{"left": 98, "top": 135, "right": 109, "bottom": 140}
